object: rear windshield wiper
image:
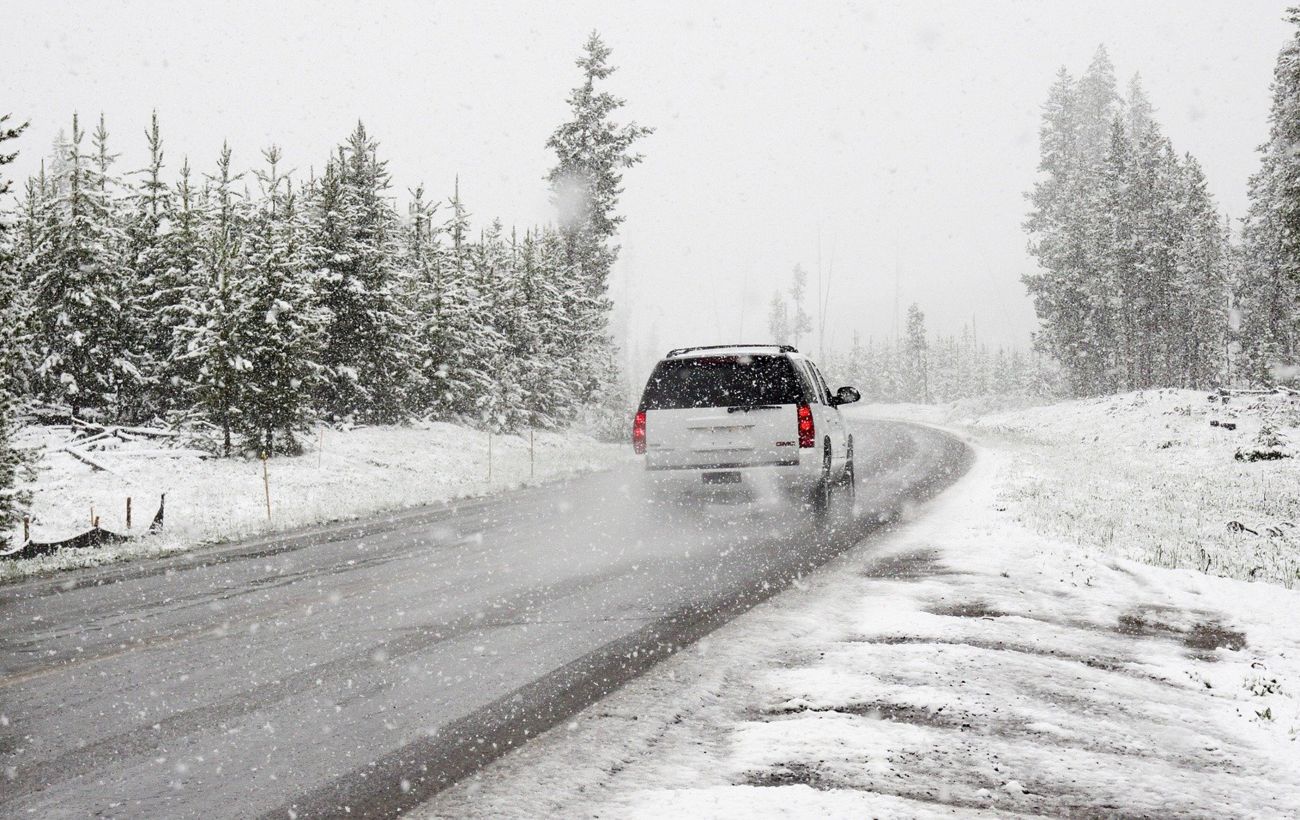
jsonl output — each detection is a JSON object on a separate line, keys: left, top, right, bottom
{"left": 727, "top": 404, "right": 781, "bottom": 413}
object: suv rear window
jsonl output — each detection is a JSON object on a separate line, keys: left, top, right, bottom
{"left": 639, "top": 355, "right": 806, "bottom": 410}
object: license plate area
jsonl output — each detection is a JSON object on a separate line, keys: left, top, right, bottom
{"left": 702, "top": 471, "right": 741, "bottom": 485}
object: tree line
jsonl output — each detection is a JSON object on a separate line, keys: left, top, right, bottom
{"left": 1026, "top": 25, "right": 1300, "bottom": 397}
{"left": 1023, "top": 45, "right": 1228, "bottom": 396}
{"left": 820, "top": 304, "right": 1054, "bottom": 405}
{"left": 1237, "top": 9, "right": 1300, "bottom": 386}
{"left": 764, "top": 259, "right": 1052, "bottom": 405}
{"left": 0, "top": 32, "right": 650, "bottom": 536}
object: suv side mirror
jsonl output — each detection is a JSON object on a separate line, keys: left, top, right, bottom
{"left": 830, "top": 386, "right": 861, "bottom": 406}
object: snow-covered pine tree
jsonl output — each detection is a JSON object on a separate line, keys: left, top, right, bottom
{"left": 546, "top": 31, "right": 652, "bottom": 299}
{"left": 413, "top": 178, "right": 495, "bottom": 421}
{"left": 901, "top": 303, "right": 929, "bottom": 403}
{"left": 767, "top": 291, "right": 790, "bottom": 344}
{"left": 1025, "top": 49, "right": 1228, "bottom": 395}
{"left": 29, "top": 113, "right": 130, "bottom": 420}
{"left": 89, "top": 114, "right": 144, "bottom": 420}
{"left": 1076, "top": 46, "right": 1121, "bottom": 166}
{"left": 466, "top": 219, "right": 514, "bottom": 431}
{"left": 237, "top": 147, "right": 322, "bottom": 455}
{"left": 1023, "top": 67, "right": 1094, "bottom": 395}
{"left": 546, "top": 32, "right": 652, "bottom": 419}
{"left": 537, "top": 224, "right": 592, "bottom": 418}
{"left": 159, "top": 157, "right": 206, "bottom": 413}
{"left": 1238, "top": 9, "right": 1300, "bottom": 385}
{"left": 0, "top": 113, "right": 33, "bottom": 539}
{"left": 509, "top": 228, "right": 569, "bottom": 428}
{"left": 1126, "top": 74, "right": 1155, "bottom": 143}
{"left": 1028, "top": 49, "right": 1123, "bottom": 397}
{"left": 402, "top": 183, "right": 444, "bottom": 415}
{"left": 1175, "top": 155, "right": 1229, "bottom": 387}
{"left": 12, "top": 167, "right": 54, "bottom": 407}
{"left": 854, "top": 335, "right": 882, "bottom": 401}
{"left": 310, "top": 123, "right": 412, "bottom": 423}
{"left": 180, "top": 143, "right": 248, "bottom": 455}
{"left": 125, "top": 111, "right": 181, "bottom": 417}
{"left": 17, "top": 163, "right": 49, "bottom": 262}
{"left": 1098, "top": 115, "right": 1136, "bottom": 391}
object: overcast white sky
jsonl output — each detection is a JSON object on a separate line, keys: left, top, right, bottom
{"left": 3, "top": 0, "right": 1292, "bottom": 374}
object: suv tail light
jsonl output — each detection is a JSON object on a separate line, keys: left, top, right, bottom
{"left": 797, "top": 403, "right": 815, "bottom": 448}
{"left": 633, "top": 410, "right": 647, "bottom": 454}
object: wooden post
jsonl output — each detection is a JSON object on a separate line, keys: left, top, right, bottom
{"left": 262, "top": 451, "right": 272, "bottom": 520}
{"left": 90, "top": 505, "right": 96, "bottom": 528}
{"left": 317, "top": 427, "right": 324, "bottom": 469}
{"left": 486, "top": 432, "right": 493, "bottom": 482}
{"left": 23, "top": 516, "right": 29, "bottom": 543}
{"left": 529, "top": 428, "right": 535, "bottom": 480}
{"left": 126, "top": 497, "right": 133, "bottom": 529}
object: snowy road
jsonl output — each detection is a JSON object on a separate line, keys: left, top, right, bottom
{"left": 0, "top": 419, "right": 968, "bottom": 819}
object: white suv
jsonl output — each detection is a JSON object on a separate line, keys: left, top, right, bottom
{"left": 632, "top": 345, "right": 860, "bottom": 508}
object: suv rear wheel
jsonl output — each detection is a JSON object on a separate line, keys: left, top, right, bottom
{"left": 810, "top": 442, "right": 833, "bottom": 515}
{"left": 842, "top": 436, "right": 856, "bottom": 506}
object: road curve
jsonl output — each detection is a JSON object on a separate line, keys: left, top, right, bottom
{"left": 0, "top": 418, "right": 970, "bottom": 818}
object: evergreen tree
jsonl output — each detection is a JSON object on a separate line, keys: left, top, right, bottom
{"left": 1024, "top": 48, "right": 1229, "bottom": 395}
{"left": 1023, "top": 67, "right": 1097, "bottom": 395}
{"left": 902, "top": 303, "right": 929, "bottom": 402}
{"left": 546, "top": 32, "right": 652, "bottom": 415}
{"left": 536, "top": 225, "right": 593, "bottom": 418}
{"left": 767, "top": 291, "right": 790, "bottom": 344}
{"left": 511, "top": 227, "right": 570, "bottom": 428}
{"left": 1176, "top": 156, "right": 1229, "bottom": 386}
{"left": 179, "top": 143, "right": 248, "bottom": 455}
{"left": 126, "top": 111, "right": 179, "bottom": 417}
{"left": 1076, "top": 46, "right": 1121, "bottom": 165}
{"left": 0, "top": 113, "right": 33, "bottom": 539}
{"left": 29, "top": 113, "right": 130, "bottom": 419}
{"left": 546, "top": 31, "right": 653, "bottom": 299}
{"left": 310, "top": 123, "right": 411, "bottom": 423}
{"left": 418, "top": 178, "right": 496, "bottom": 420}
{"left": 1126, "top": 74, "right": 1155, "bottom": 140}
{"left": 403, "top": 183, "right": 444, "bottom": 414}
{"left": 1098, "top": 115, "right": 1135, "bottom": 391}
{"left": 1238, "top": 8, "right": 1300, "bottom": 384}
{"left": 466, "top": 220, "right": 514, "bottom": 431}
{"left": 235, "top": 147, "right": 322, "bottom": 455}
{"left": 160, "top": 157, "right": 206, "bottom": 412}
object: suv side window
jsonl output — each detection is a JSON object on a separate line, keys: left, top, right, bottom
{"left": 796, "top": 361, "right": 823, "bottom": 404}
{"left": 810, "top": 364, "right": 833, "bottom": 405}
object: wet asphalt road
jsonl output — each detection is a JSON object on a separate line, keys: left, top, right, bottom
{"left": 0, "top": 418, "right": 969, "bottom": 818}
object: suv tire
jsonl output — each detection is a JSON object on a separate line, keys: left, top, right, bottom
{"left": 810, "top": 442, "right": 833, "bottom": 515}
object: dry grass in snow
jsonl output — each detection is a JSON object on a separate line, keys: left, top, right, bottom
{"left": 964, "top": 389, "right": 1300, "bottom": 588}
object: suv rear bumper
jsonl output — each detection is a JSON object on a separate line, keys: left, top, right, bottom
{"left": 644, "top": 458, "right": 800, "bottom": 471}
{"left": 643, "top": 454, "right": 824, "bottom": 495}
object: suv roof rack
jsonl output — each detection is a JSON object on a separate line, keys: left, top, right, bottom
{"left": 665, "top": 344, "right": 798, "bottom": 357}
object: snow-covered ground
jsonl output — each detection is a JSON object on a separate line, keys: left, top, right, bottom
{"left": 1, "top": 423, "right": 626, "bottom": 581}
{"left": 423, "top": 394, "right": 1300, "bottom": 818}
{"left": 869, "top": 389, "right": 1300, "bottom": 588}
{"left": 971, "top": 389, "right": 1300, "bottom": 588}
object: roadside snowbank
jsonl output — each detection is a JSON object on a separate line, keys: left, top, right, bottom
{"left": 423, "top": 426, "right": 1300, "bottom": 818}
{"left": 2, "top": 423, "right": 626, "bottom": 581}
